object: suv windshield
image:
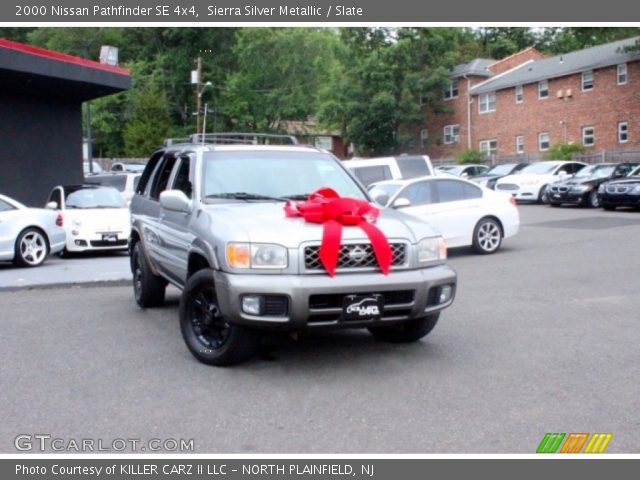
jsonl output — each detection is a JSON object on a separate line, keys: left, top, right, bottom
{"left": 203, "top": 150, "right": 366, "bottom": 201}
{"left": 574, "top": 164, "right": 615, "bottom": 178}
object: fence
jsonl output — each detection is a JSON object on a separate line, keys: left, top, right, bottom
{"left": 571, "top": 149, "right": 640, "bottom": 164}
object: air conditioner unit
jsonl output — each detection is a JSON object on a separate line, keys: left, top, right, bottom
{"left": 556, "top": 90, "right": 564, "bottom": 99}
{"left": 566, "top": 89, "right": 573, "bottom": 97}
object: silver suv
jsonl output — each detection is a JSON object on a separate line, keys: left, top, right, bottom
{"left": 129, "top": 134, "right": 457, "bottom": 365}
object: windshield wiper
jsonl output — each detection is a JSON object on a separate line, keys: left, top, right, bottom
{"left": 282, "top": 193, "right": 312, "bottom": 200}
{"left": 206, "top": 192, "right": 287, "bottom": 202}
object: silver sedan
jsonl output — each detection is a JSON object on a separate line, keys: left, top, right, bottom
{"left": 0, "top": 194, "right": 66, "bottom": 267}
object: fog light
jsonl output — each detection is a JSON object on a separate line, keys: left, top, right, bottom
{"left": 242, "top": 295, "right": 263, "bottom": 315}
{"left": 439, "top": 285, "right": 453, "bottom": 304}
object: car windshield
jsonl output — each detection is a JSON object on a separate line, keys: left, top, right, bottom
{"left": 368, "top": 183, "right": 402, "bottom": 206}
{"left": 520, "top": 162, "right": 560, "bottom": 175}
{"left": 574, "top": 164, "right": 615, "bottom": 178}
{"left": 64, "top": 187, "right": 127, "bottom": 209}
{"left": 487, "top": 164, "right": 516, "bottom": 175}
{"left": 202, "top": 150, "right": 366, "bottom": 201}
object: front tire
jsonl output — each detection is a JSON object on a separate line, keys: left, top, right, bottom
{"left": 472, "top": 217, "right": 503, "bottom": 254}
{"left": 368, "top": 314, "right": 439, "bottom": 343}
{"left": 538, "top": 185, "right": 550, "bottom": 204}
{"left": 180, "top": 269, "right": 259, "bottom": 366}
{"left": 132, "top": 243, "right": 166, "bottom": 308}
{"left": 14, "top": 228, "right": 49, "bottom": 267}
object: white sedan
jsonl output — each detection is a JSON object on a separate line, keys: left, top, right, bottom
{"left": 0, "top": 193, "right": 66, "bottom": 267}
{"left": 369, "top": 176, "right": 520, "bottom": 254}
{"left": 495, "top": 161, "right": 587, "bottom": 203}
{"left": 46, "top": 185, "right": 130, "bottom": 255}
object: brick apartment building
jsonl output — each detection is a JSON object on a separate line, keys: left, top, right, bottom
{"left": 421, "top": 37, "right": 640, "bottom": 161}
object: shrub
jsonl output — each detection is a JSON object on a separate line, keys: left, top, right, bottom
{"left": 456, "top": 148, "right": 486, "bottom": 164}
{"left": 545, "top": 142, "right": 586, "bottom": 160}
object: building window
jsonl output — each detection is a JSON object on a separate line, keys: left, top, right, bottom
{"left": 444, "top": 79, "right": 459, "bottom": 100}
{"left": 538, "top": 80, "right": 549, "bottom": 99}
{"left": 582, "top": 126, "right": 595, "bottom": 147}
{"left": 515, "top": 85, "right": 523, "bottom": 103}
{"left": 479, "top": 139, "right": 498, "bottom": 156}
{"left": 617, "top": 63, "right": 628, "bottom": 85}
{"left": 582, "top": 70, "right": 594, "bottom": 91}
{"left": 443, "top": 125, "right": 460, "bottom": 144}
{"left": 479, "top": 92, "right": 496, "bottom": 113}
{"left": 539, "top": 132, "right": 550, "bottom": 151}
{"left": 420, "top": 129, "right": 429, "bottom": 148}
{"left": 618, "top": 122, "right": 628, "bottom": 143}
{"left": 516, "top": 135, "right": 524, "bottom": 154}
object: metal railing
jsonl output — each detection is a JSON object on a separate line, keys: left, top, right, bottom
{"left": 165, "top": 132, "right": 300, "bottom": 146}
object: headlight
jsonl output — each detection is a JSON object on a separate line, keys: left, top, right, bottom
{"left": 226, "top": 243, "right": 288, "bottom": 269}
{"left": 571, "top": 185, "right": 591, "bottom": 193}
{"left": 417, "top": 237, "right": 447, "bottom": 264}
{"left": 632, "top": 186, "right": 640, "bottom": 194}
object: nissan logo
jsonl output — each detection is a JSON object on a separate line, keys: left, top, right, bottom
{"left": 348, "top": 246, "right": 367, "bottom": 263}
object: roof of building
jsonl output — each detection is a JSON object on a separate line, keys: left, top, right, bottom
{"left": 470, "top": 36, "right": 640, "bottom": 95}
{"left": 451, "top": 58, "right": 494, "bottom": 78}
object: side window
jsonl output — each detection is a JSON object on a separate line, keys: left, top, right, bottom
{"left": 434, "top": 180, "right": 466, "bottom": 203}
{"left": 462, "top": 182, "right": 483, "bottom": 199}
{"left": 0, "top": 199, "right": 15, "bottom": 212}
{"left": 48, "top": 189, "right": 62, "bottom": 209}
{"left": 136, "top": 151, "right": 164, "bottom": 195}
{"left": 400, "top": 181, "right": 433, "bottom": 206}
{"left": 352, "top": 166, "right": 392, "bottom": 186}
{"left": 150, "top": 156, "right": 178, "bottom": 201}
{"left": 171, "top": 157, "right": 192, "bottom": 199}
{"left": 396, "top": 156, "right": 430, "bottom": 178}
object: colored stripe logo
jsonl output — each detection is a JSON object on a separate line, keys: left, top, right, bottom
{"left": 537, "top": 433, "right": 612, "bottom": 453}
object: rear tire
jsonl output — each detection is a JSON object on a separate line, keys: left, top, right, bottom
{"left": 368, "top": 314, "right": 439, "bottom": 343}
{"left": 132, "top": 243, "right": 166, "bottom": 308}
{"left": 472, "top": 217, "right": 503, "bottom": 254}
{"left": 180, "top": 269, "right": 259, "bottom": 366}
{"left": 14, "top": 228, "right": 49, "bottom": 267}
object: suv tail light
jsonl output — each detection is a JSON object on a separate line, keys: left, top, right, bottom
{"left": 56, "top": 213, "right": 63, "bottom": 227}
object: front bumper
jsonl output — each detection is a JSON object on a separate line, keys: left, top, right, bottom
{"left": 213, "top": 265, "right": 457, "bottom": 330}
{"left": 66, "top": 229, "right": 129, "bottom": 252}
{"left": 598, "top": 193, "right": 640, "bottom": 207}
{"left": 548, "top": 191, "right": 588, "bottom": 204}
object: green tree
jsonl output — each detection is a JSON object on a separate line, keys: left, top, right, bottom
{"left": 545, "top": 142, "right": 586, "bottom": 160}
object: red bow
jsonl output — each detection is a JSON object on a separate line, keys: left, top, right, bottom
{"left": 284, "top": 188, "right": 392, "bottom": 277}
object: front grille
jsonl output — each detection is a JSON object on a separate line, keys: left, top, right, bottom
{"left": 304, "top": 243, "right": 406, "bottom": 271}
{"left": 309, "top": 290, "right": 415, "bottom": 310}
{"left": 263, "top": 296, "right": 289, "bottom": 317}
{"left": 90, "top": 239, "right": 128, "bottom": 247}
{"left": 496, "top": 183, "right": 519, "bottom": 191}
{"left": 607, "top": 185, "right": 630, "bottom": 194}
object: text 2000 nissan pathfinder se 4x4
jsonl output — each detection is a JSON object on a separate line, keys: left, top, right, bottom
{"left": 129, "top": 134, "right": 456, "bottom": 365}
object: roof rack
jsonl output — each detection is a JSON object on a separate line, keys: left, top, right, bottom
{"left": 164, "top": 132, "right": 299, "bottom": 147}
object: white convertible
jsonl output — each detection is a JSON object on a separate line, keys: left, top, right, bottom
{"left": 370, "top": 176, "right": 520, "bottom": 254}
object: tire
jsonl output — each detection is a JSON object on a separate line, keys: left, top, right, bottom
{"left": 472, "top": 217, "right": 503, "bottom": 254}
{"left": 179, "top": 269, "right": 259, "bottom": 366}
{"left": 368, "top": 314, "right": 439, "bottom": 343}
{"left": 132, "top": 243, "right": 166, "bottom": 308}
{"left": 602, "top": 203, "right": 616, "bottom": 211}
{"left": 587, "top": 191, "right": 600, "bottom": 208}
{"left": 14, "top": 228, "right": 49, "bottom": 267}
{"left": 538, "top": 185, "right": 550, "bottom": 204}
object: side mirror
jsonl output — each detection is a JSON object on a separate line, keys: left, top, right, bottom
{"left": 392, "top": 197, "right": 411, "bottom": 209}
{"left": 461, "top": 173, "right": 469, "bottom": 178}
{"left": 46, "top": 201, "right": 58, "bottom": 210}
{"left": 612, "top": 171, "right": 624, "bottom": 178}
{"left": 371, "top": 194, "right": 389, "bottom": 207}
{"left": 558, "top": 170, "right": 568, "bottom": 177}
{"left": 160, "top": 190, "right": 191, "bottom": 213}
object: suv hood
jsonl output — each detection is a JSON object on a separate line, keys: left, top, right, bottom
{"left": 202, "top": 202, "right": 439, "bottom": 247}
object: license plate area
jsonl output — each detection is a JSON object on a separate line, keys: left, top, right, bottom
{"left": 102, "top": 233, "right": 118, "bottom": 243}
{"left": 342, "top": 294, "right": 384, "bottom": 321}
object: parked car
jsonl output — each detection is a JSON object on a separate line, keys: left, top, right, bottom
{"left": 469, "top": 162, "right": 530, "bottom": 190}
{"left": 0, "top": 193, "right": 65, "bottom": 267}
{"left": 597, "top": 165, "right": 640, "bottom": 210}
{"left": 130, "top": 136, "right": 456, "bottom": 366}
{"left": 495, "top": 161, "right": 587, "bottom": 203}
{"left": 345, "top": 155, "right": 435, "bottom": 187}
{"left": 436, "top": 164, "right": 490, "bottom": 178}
{"left": 369, "top": 176, "right": 519, "bottom": 254}
{"left": 84, "top": 172, "right": 142, "bottom": 205}
{"left": 46, "top": 185, "right": 130, "bottom": 255}
{"left": 548, "top": 162, "right": 639, "bottom": 208}
{"left": 83, "top": 161, "right": 103, "bottom": 175}
{"left": 111, "top": 162, "right": 146, "bottom": 173}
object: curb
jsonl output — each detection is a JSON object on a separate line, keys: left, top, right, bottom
{"left": 0, "top": 279, "right": 132, "bottom": 292}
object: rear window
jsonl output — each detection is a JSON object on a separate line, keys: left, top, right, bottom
{"left": 350, "top": 165, "right": 393, "bottom": 186}
{"left": 396, "top": 156, "right": 430, "bottom": 178}
{"left": 85, "top": 175, "right": 127, "bottom": 192}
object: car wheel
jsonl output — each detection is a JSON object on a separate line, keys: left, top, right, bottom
{"left": 179, "top": 269, "right": 259, "bottom": 366}
{"left": 538, "top": 185, "right": 550, "bottom": 204}
{"left": 472, "top": 217, "right": 503, "bottom": 254}
{"left": 368, "top": 314, "right": 439, "bottom": 343}
{"left": 132, "top": 243, "right": 166, "bottom": 308}
{"left": 14, "top": 228, "right": 49, "bottom": 267}
{"left": 588, "top": 191, "right": 600, "bottom": 208}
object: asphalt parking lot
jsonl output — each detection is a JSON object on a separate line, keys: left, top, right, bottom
{"left": 1, "top": 205, "right": 639, "bottom": 453}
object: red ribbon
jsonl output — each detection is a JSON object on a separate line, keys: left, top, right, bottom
{"left": 284, "top": 188, "right": 392, "bottom": 277}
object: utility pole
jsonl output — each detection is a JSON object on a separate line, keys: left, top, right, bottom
{"left": 195, "top": 56, "right": 203, "bottom": 135}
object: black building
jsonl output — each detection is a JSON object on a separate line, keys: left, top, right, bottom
{"left": 0, "top": 39, "right": 130, "bottom": 206}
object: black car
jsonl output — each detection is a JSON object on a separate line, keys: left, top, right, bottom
{"left": 548, "top": 163, "right": 639, "bottom": 208}
{"left": 469, "top": 162, "right": 530, "bottom": 190}
{"left": 598, "top": 165, "right": 640, "bottom": 210}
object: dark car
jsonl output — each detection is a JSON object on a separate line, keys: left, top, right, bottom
{"left": 597, "top": 165, "right": 640, "bottom": 210}
{"left": 548, "top": 163, "right": 639, "bottom": 208}
{"left": 469, "top": 162, "right": 530, "bottom": 190}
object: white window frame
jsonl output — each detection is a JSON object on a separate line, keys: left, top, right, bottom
{"left": 479, "top": 139, "right": 498, "bottom": 156}
{"left": 538, "top": 132, "right": 550, "bottom": 151}
{"left": 443, "top": 125, "right": 460, "bottom": 145}
{"left": 617, "top": 63, "right": 628, "bottom": 85}
{"left": 444, "top": 79, "right": 459, "bottom": 100}
{"left": 516, "top": 135, "right": 524, "bottom": 154}
{"left": 582, "top": 126, "right": 595, "bottom": 147}
{"left": 479, "top": 92, "right": 496, "bottom": 114}
{"left": 618, "top": 122, "right": 628, "bottom": 144}
{"left": 538, "top": 80, "right": 549, "bottom": 99}
{"left": 581, "top": 70, "right": 594, "bottom": 91}
{"left": 515, "top": 85, "right": 523, "bottom": 104}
